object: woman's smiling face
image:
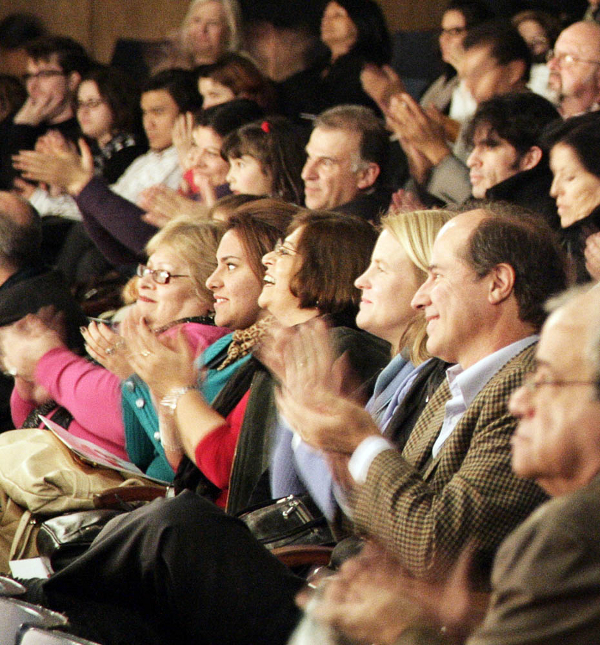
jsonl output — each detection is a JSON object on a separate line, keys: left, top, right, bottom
{"left": 136, "top": 245, "right": 209, "bottom": 326}
{"left": 205, "top": 230, "right": 264, "bottom": 329}
{"left": 258, "top": 226, "right": 318, "bottom": 326}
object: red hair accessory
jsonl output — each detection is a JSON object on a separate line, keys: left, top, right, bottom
{"left": 261, "top": 121, "right": 270, "bottom": 133}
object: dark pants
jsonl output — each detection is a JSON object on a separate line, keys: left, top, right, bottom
{"left": 44, "top": 491, "right": 304, "bottom": 645}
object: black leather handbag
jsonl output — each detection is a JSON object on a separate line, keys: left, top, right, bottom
{"left": 36, "top": 509, "right": 123, "bottom": 572}
{"left": 237, "top": 494, "right": 334, "bottom": 550}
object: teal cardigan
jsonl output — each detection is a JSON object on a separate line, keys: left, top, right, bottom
{"left": 121, "top": 332, "right": 252, "bottom": 482}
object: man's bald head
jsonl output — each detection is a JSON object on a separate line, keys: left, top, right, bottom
{"left": 0, "top": 192, "right": 36, "bottom": 227}
{"left": 548, "top": 21, "right": 600, "bottom": 118}
{"left": 0, "top": 191, "right": 41, "bottom": 274}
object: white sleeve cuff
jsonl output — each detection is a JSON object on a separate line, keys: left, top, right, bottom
{"left": 349, "top": 435, "right": 395, "bottom": 484}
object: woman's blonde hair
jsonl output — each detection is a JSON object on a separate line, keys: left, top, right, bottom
{"left": 381, "top": 209, "right": 452, "bottom": 364}
{"left": 146, "top": 216, "right": 226, "bottom": 307}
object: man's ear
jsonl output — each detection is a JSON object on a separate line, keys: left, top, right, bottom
{"left": 506, "top": 59, "right": 527, "bottom": 90}
{"left": 518, "top": 146, "right": 543, "bottom": 172}
{"left": 67, "top": 71, "right": 81, "bottom": 94}
{"left": 488, "top": 263, "right": 516, "bottom": 305}
{"left": 356, "top": 162, "right": 380, "bottom": 190}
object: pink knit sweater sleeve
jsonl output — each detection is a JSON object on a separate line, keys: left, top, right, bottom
{"left": 9, "top": 385, "right": 126, "bottom": 458}
{"left": 34, "top": 347, "right": 127, "bottom": 459}
{"left": 10, "top": 386, "right": 35, "bottom": 428}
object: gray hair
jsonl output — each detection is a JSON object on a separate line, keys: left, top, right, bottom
{"left": 313, "top": 104, "right": 388, "bottom": 179}
{"left": 545, "top": 283, "right": 600, "bottom": 400}
{"left": 183, "top": 0, "right": 243, "bottom": 54}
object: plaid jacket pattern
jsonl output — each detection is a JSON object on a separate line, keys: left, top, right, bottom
{"left": 352, "top": 343, "right": 548, "bottom": 579}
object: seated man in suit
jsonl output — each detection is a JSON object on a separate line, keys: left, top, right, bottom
{"left": 303, "top": 282, "right": 600, "bottom": 645}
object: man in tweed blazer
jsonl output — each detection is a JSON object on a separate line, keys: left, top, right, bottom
{"left": 299, "top": 285, "right": 600, "bottom": 645}
{"left": 279, "top": 206, "right": 567, "bottom": 580}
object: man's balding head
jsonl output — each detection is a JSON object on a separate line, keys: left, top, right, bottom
{"left": 510, "top": 284, "right": 600, "bottom": 496}
{"left": 411, "top": 205, "right": 567, "bottom": 368}
{"left": 548, "top": 21, "right": 600, "bottom": 118}
{"left": 0, "top": 191, "right": 41, "bottom": 274}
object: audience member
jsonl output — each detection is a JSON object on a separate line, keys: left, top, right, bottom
{"left": 274, "top": 206, "right": 567, "bottom": 581}
{"left": 464, "top": 92, "right": 560, "bottom": 226}
{"left": 0, "top": 192, "right": 87, "bottom": 431}
{"left": 301, "top": 283, "right": 600, "bottom": 645}
{"left": 221, "top": 116, "right": 305, "bottom": 204}
{"left": 159, "top": 0, "right": 243, "bottom": 71}
{"left": 420, "top": 1, "right": 494, "bottom": 123}
{"left": 545, "top": 112, "right": 600, "bottom": 282}
{"left": 547, "top": 21, "right": 600, "bottom": 118}
{"left": 0, "top": 35, "right": 92, "bottom": 190}
{"left": 512, "top": 9, "right": 561, "bottom": 100}
{"left": 197, "top": 52, "right": 277, "bottom": 111}
{"left": 302, "top": 104, "right": 391, "bottom": 223}
{"left": 385, "top": 21, "right": 532, "bottom": 206}
{"left": 278, "top": 0, "right": 391, "bottom": 120}
{"left": 0, "top": 217, "right": 229, "bottom": 483}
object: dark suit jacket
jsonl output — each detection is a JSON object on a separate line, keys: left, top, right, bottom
{"left": 469, "top": 472, "right": 600, "bottom": 645}
{"left": 352, "top": 343, "right": 548, "bottom": 581}
{"left": 396, "top": 473, "right": 600, "bottom": 645}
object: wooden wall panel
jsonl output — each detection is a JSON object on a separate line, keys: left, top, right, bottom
{"left": 0, "top": 1, "right": 93, "bottom": 51}
{"left": 90, "top": 0, "right": 189, "bottom": 63}
{"left": 378, "top": 0, "right": 444, "bottom": 32}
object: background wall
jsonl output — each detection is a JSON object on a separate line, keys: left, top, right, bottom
{"left": 0, "top": 0, "right": 444, "bottom": 64}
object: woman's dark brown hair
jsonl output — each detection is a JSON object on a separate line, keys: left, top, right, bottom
{"left": 226, "top": 198, "right": 302, "bottom": 279}
{"left": 199, "top": 52, "right": 277, "bottom": 111}
{"left": 221, "top": 116, "right": 306, "bottom": 204}
{"left": 81, "top": 65, "right": 141, "bottom": 134}
{"left": 287, "top": 210, "right": 378, "bottom": 323}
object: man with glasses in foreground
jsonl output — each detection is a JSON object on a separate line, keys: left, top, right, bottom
{"left": 0, "top": 36, "right": 91, "bottom": 190}
{"left": 547, "top": 20, "right": 600, "bottom": 118}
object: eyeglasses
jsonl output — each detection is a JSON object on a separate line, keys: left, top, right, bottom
{"left": 273, "top": 239, "right": 298, "bottom": 257}
{"left": 522, "top": 372, "right": 596, "bottom": 393}
{"left": 439, "top": 27, "right": 466, "bottom": 37}
{"left": 136, "top": 264, "right": 191, "bottom": 285}
{"left": 22, "top": 70, "right": 66, "bottom": 83}
{"left": 546, "top": 49, "right": 600, "bottom": 66}
{"left": 76, "top": 99, "right": 106, "bottom": 110}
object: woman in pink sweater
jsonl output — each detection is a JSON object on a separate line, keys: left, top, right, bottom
{"left": 2, "top": 217, "right": 229, "bottom": 481}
